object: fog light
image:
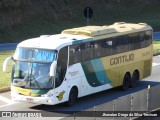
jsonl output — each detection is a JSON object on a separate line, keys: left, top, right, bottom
{"left": 41, "top": 93, "right": 53, "bottom": 97}
{"left": 41, "top": 94, "right": 48, "bottom": 97}
{"left": 47, "top": 100, "right": 53, "bottom": 103}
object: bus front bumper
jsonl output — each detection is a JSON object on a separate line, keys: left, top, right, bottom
{"left": 11, "top": 91, "right": 55, "bottom": 105}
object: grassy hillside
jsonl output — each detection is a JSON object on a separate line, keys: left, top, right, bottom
{"left": 1, "top": 0, "right": 160, "bottom": 43}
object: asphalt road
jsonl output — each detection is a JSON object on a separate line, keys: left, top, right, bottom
{"left": 0, "top": 43, "right": 18, "bottom": 51}
{"left": 0, "top": 56, "right": 160, "bottom": 120}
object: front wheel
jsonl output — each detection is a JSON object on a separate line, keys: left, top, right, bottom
{"left": 67, "top": 88, "right": 78, "bottom": 106}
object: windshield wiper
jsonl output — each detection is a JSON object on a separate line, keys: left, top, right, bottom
{"left": 29, "top": 75, "right": 42, "bottom": 89}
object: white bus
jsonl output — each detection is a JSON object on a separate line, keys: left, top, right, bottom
{"left": 3, "top": 22, "right": 153, "bottom": 106}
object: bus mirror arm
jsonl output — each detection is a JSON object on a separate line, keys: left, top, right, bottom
{"left": 3, "top": 56, "right": 12, "bottom": 72}
{"left": 50, "top": 76, "right": 55, "bottom": 88}
{"left": 49, "top": 61, "right": 57, "bottom": 77}
{"left": 50, "top": 61, "right": 57, "bottom": 89}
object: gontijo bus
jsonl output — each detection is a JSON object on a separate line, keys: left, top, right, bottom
{"left": 3, "top": 22, "right": 153, "bottom": 106}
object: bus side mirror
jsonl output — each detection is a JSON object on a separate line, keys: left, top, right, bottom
{"left": 3, "top": 56, "right": 12, "bottom": 72}
{"left": 49, "top": 61, "right": 57, "bottom": 77}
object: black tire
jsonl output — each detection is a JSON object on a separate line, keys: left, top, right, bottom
{"left": 130, "top": 71, "right": 139, "bottom": 88}
{"left": 67, "top": 88, "right": 78, "bottom": 106}
{"left": 121, "top": 73, "right": 131, "bottom": 91}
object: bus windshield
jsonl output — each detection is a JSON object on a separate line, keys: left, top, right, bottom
{"left": 12, "top": 48, "right": 57, "bottom": 89}
{"left": 14, "top": 48, "right": 56, "bottom": 62}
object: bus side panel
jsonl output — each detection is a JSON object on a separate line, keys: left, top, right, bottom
{"left": 80, "top": 59, "right": 112, "bottom": 96}
{"left": 65, "top": 63, "right": 111, "bottom": 99}
{"left": 143, "top": 59, "right": 152, "bottom": 78}
{"left": 106, "top": 68, "right": 122, "bottom": 87}
{"left": 101, "top": 56, "right": 124, "bottom": 88}
{"left": 65, "top": 63, "right": 85, "bottom": 97}
{"left": 105, "top": 61, "right": 145, "bottom": 88}
{"left": 81, "top": 59, "right": 111, "bottom": 87}
{"left": 53, "top": 81, "right": 69, "bottom": 104}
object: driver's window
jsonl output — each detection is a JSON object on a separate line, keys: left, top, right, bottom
{"left": 55, "top": 46, "right": 68, "bottom": 87}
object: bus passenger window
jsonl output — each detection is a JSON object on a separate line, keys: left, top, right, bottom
{"left": 139, "top": 32, "right": 145, "bottom": 48}
{"left": 69, "top": 44, "right": 82, "bottom": 65}
{"left": 144, "top": 31, "right": 152, "bottom": 47}
{"left": 111, "top": 39, "right": 118, "bottom": 55}
{"left": 129, "top": 33, "right": 140, "bottom": 50}
{"left": 117, "top": 36, "right": 129, "bottom": 53}
{"left": 94, "top": 42, "right": 101, "bottom": 58}
{"left": 106, "top": 40, "right": 112, "bottom": 55}
{"left": 90, "top": 42, "right": 95, "bottom": 59}
{"left": 82, "top": 43, "right": 90, "bottom": 62}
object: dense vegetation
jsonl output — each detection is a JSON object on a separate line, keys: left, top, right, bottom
{"left": 1, "top": 0, "right": 160, "bottom": 43}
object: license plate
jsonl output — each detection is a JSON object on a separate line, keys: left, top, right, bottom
{"left": 26, "top": 98, "right": 33, "bottom": 102}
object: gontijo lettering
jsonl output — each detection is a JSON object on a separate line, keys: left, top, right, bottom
{"left": 110, "top": 54, "right": 134, "bottom": 65}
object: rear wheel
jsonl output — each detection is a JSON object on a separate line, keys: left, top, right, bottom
{"left": 121, "top": 73, "right": 131, "bottom": 91}
{"left": 130, "top": 71, "right": 139, "bottom": 88}
{"left": 67, "top": 87, "right": 78, "bottom": 106}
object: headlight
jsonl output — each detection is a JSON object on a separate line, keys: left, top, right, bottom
{"left": 41, "top": 92, "right": 53, "bottom": 97}
{"left": 41, "top": 94, "right": 48, "bottom": 97}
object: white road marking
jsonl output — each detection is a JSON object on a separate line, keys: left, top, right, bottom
{"left": 152, "top": 63, "right": 160, "bottom": 66}
{"left": 0, "top": 95, "right": 16, "bottom": 104}
{"left": 0, "top": 102, "right": 16, "bottom": 108}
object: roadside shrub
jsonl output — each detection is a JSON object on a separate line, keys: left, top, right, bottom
{"left": 0, "top": 0, "right": 25, "bottom": 9}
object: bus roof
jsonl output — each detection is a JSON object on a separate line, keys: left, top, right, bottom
{"left": 17, "top": 34, "right": 91, "bottom": 51}
{"left": 62, "top": 22, "right": 152, "bottom": 39}
{"left": 17, "top": 22, "right": 152, "bottom": 50}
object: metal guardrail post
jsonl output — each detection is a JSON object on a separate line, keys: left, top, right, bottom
{"left": 113, "top": 100, "right": 116, "bottom": 120}
{"left": 73, "top": 113, "right": 75, "bottom": 120}
{"left": 131, "top": 94, "right": 133, "bottom": 112}
{"left": 147, "top": 85, "right": 150, "bottom": 111}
